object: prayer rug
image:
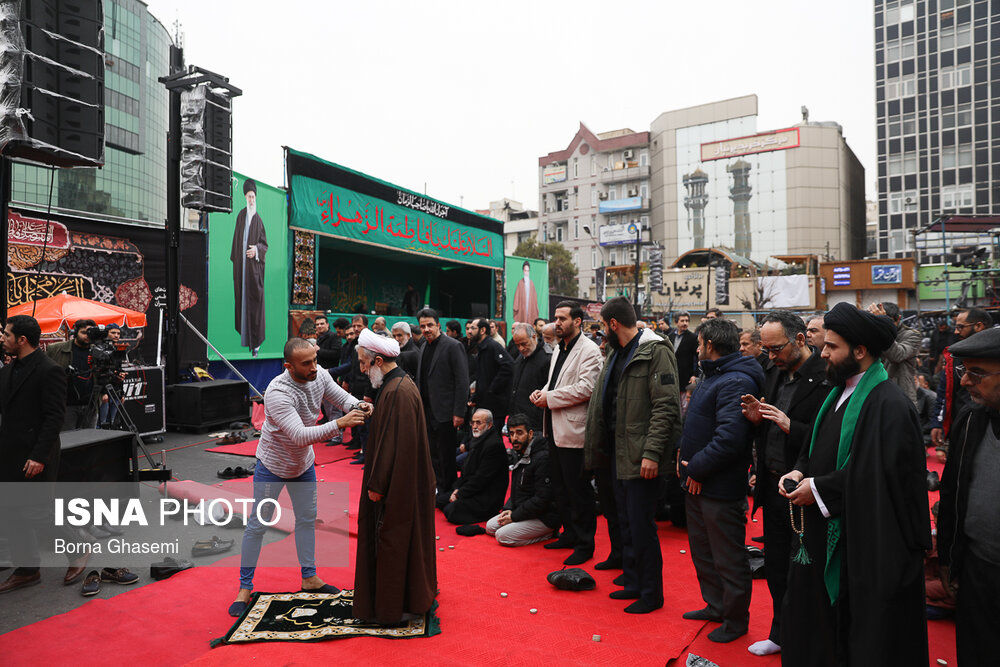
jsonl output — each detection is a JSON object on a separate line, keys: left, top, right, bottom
{"left": 213, "top": 590, "right": 440, "bottom": 646}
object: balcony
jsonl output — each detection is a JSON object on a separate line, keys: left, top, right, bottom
{"left": 599, "top": 196, "right": 650, "bottom": 214}
{"left": 599, "top": 164, "right": 650, "bottom": 184}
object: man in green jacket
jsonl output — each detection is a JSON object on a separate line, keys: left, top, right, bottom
{"left": 585, "top": 297, "right": 683, "bottom": 613}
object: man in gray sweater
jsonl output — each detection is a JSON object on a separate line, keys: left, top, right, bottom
{"left": 229, "top": 337, "right": 369, "bottom": 617}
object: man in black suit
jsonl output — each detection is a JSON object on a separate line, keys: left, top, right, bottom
{"left": 508, "top": 322, "right": 551, "bottom": 432}
{"left": 0, "top": 315, "right": 91, "bottom": 593}
{"left": 391, "top": 321, "right": 421, "bottom": 382}
{"left": 669, "top": 311, "right": 699, "bottom": 390}
{"left": 470, "top": 318, "right": 514, "bottom": 427}
{"left": 417, "top": 308, "right": 470, "bottom": 505}
{"left": 739, "top": 310, "right": 830, "bottom": 657}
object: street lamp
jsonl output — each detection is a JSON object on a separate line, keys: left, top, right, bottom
{"left": 582, "top": 225, "right": 607, "bottom": 266}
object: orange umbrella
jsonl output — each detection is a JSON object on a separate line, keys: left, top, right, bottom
{"left": 8, "top": 293, "right": 148, "bottom": 334}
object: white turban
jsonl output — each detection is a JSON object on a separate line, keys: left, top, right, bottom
{"left": 358, "top": 327, "right": 400, "bottom": 358}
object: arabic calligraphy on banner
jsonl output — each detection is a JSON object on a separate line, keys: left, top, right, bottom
{"left": 658, "top": 268, "right": 708, "bottom": 307}
{"left": 290, "top": 175, "right": 503, "bottom": 269}
{"left": 6, "top": 271, "right": 90, "bottom": 306}
{"left": 701, "top": 128, "right": 800, "bottom": 162}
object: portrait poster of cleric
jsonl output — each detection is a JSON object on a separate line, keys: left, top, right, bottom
{"left": 231, "top": 178, "right": 268, "bottom": 357}
{"left": 512, "top": 260, "right": 539, "bottom": 324}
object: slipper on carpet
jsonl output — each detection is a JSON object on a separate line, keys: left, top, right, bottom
{"left": 456, "top": 524, "right": 486, "bottom": 536}
{"left": 192, "top": 536, "right": 235, "bottom": 557}
{"left": 217, "top": 467, "right": 238, "bottom": 479}
{"left": 227, "top": 601, "right": 248, "bottom": 617}
{"left": 300, "top": 583, "right": 340, "bottom": 594}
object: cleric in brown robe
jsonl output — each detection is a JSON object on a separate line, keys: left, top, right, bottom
{"left": 231, "top": 178, "right": 268, "bottom": 356}
{"left": 353, "top": 329, "right": 437, "bottom": 624}
{"left": 512, "top": 260, "right": 539, "bottom": 325}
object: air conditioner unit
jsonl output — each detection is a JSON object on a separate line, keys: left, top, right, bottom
{"left": 904, "top": 196, "right": 914, "bottom": 204}
{"left": 545, "top": 206, "right": 553, "bottom": 213}
{"left": 599, "top": 193, "right": 609, "bottom": 200}
{"left": 623, "top": 149, "right": 635, "bottom": 159}
{"left": 628, "top": 188, "right": 639, "bottom": 197}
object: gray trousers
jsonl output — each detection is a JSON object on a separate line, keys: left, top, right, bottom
{"left": 485, "top": 515, "right": 555, "bottom": 546}
{"left": 684, "top": 493, "right": 751, "bottom": 632}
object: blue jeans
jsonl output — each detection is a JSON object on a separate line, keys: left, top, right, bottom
{"left": 238, "top": 460, "right": 317, "bottom": 590}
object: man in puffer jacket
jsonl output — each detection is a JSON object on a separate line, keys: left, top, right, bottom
{"left": 677, "top": 317, "right": 764, "bottom": 644}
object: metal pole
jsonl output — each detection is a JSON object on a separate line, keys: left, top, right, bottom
{"left": 179, "top": 312, "right": 263, "bottom": 399}
{"left": 942, "top": 218, "right": 950, "bottom": 315}
{"left": 165, "top": 44, "right": 183, "bottom": 385}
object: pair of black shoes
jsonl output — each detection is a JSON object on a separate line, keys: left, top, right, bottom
{"left": 81, "top": 567, "right": 139, "bottom": 597}
{"left": 607, "top": 589, "right": 662, "bottom": 614}
{"left": 543, "top": 535, "right": 593, "bottom": 566}
{"left": 350, "top": 450, "right": 365, "bottom": 465}
{"left": 681, "top": 607, "right": 747, "bottom": 642}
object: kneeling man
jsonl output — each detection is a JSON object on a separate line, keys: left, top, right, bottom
{"left": 442, "top": 409, "right": 509, "bottom": 525}
{"left": 486, "top": 413, "right": 559, "bottom": 546}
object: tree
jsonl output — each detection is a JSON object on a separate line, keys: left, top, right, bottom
{"left": 513, "top": 237, "right": 579, "bottom": 296}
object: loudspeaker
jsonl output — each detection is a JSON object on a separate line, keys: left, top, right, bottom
{"left": 166, "top": 379, "right": 250, "bottom": 431}
{"left": 0, "top": 0, "right": 105, "bottom": 167}
{"left": 180, "top": 83, "right": 233, "bottom": 212}
{"left": 59, "top": 429, "right": 136, "bottom": 482}
{"left": 316, "top": 283, "right": 331, "bottom": 311}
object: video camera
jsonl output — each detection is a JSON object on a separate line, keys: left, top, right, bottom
{"left": 84, "top": 326, "right": 127, "bottom": 385}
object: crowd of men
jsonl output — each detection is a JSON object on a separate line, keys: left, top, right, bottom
{"left": 3, "top": 298, "right": 997, "bottom": 663}
{"left": 301, "top": 300, "right": 997, "bottom": 663}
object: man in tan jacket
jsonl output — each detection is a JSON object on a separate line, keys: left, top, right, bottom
{"left": 531, "top": 301, "right": 603, "bottom": 566}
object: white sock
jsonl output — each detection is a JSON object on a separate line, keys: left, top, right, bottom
{"left": 747, "top": 639, "right": 781, "bottom": 656}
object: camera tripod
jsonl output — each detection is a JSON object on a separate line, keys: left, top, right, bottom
{"left": 102, "top": 383, "right": 172, "bottom": 482}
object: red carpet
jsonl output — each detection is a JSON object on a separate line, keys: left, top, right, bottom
{"left": 205, "top": 437, "right": 355, "bottom": 466}
{"left": 0, "top": 446, "right": 957, "bottom": 667}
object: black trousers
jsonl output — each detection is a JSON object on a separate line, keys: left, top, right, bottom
{"left": 426, "top": 418, "right": 458, "bottom": 496}
{"left": 761, "top": 471, "right": 792, "bottom": 644}
{"left": 548, "top": 443, "right": 595, "bottom": 554}
{"left": 594, "top": 466, "right": 623, "bottom": 560}
{"left": 611, "top": 453, "right": 664, "bottom": 605}
{"left": 956, "top": 549, "right": 1000, "bottom": 667}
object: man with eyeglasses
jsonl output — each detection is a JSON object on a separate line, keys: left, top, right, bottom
{"left": 937, "top": 327, "right": 1000, "bottom": 666}
{"left": 442, "top": 409, "right": 508, "bottom": 526}
{"left": 740, "top": 310, "right": 829, "bottom": 657}
{"left": 930, "top": 308, "right": 992, "bottom": 463}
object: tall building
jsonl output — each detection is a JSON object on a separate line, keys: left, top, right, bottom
{"left": 537, "top": 123, "right": 650, "bottom": 298}
{"left": 874, "top": 0, "right": 998, "bottom": 260}
{"left": 11, "top": 0, "right": 173, "bottom": 227}
{"left": 650, "top": 95, "right": 866, "bottom": 269}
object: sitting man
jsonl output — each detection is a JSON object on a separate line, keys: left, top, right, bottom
{"left": 442, "top": 409, "right": 509, "bottom": 525}
{"left": 486, "top": 413, "right": 559, "bottom": 546}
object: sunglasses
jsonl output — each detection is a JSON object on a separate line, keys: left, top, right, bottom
{"left": 761, "top": 341, "right": 791, "bottom": 355}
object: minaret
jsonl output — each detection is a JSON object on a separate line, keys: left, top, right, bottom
{"left": 683, "top": 169, "right": 709, "bottom": 248}
{"left": 727, "top": 159, "right": 752, "bottom": 255}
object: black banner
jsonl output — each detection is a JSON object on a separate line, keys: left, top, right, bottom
{"left": 714, "top": 265, "right": 730, "bottom": 306}
{"left": 6, "top": 209, "right": 208, "bottom": 364}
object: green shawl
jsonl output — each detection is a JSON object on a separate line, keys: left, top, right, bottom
{"left": 807, "top": 360, "right": 888, "bottom": 605}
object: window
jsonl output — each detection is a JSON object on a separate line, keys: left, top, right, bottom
{"left": 940, "top": 64, "right": 972, "bottom": 90}
{"left": 609, "top": 187, "right": 616, "bottom": 200}
{"left": 574, "top": 219, "right": 579, "bottom": 239}
{"left": 573, "top": 158, "right": 579, "bottom": 178}
{"left": 640, "top": 215, "right": 649, "bottom": 228}
{"left": 591, "top": 157, "right": 596, "bottom": 176}
{"left": 887, "top": 112, "right": 917, "bottom": 137}
{"left": 941, "top": 143, "right": 973, "bottom": 168}
{"left": 639, "top": 151, "right": 648, "bottom": 167}
{"left": 940, "top": 23, "right": 972, "bottom": 50}
{"left": 592, "top": 249, "right": 598, "bottom": 268}
{"left": 640, "top": 182, "right": 648, "bottom": 199}
{"left": 556, "top": 225, "right": 564, "bottom": 243}
{"left": 573, "top": 251, "right": 579, "bottom": 268}
{"left": 610, "top": 250, "right": 618, "bottom": 265}
{"left": 941, "top": 102, "right": 972, "bottom": 128}
{"left": 888, "top": 151, "right": 918, "bottom": 176}
{"left": 591, "top": 189, "right": 597, "bottom": 207}
{"left": 885, "top": 74, "right": 916, "bottom": 100}
{"left": 888, "top": 189, "right": 918, "bottom": 213}
{"left": 885, "top": 36, "right": 915, "bottom": 63}
{"left": 939, "top": 0, "right": 970, "bottom": 11}
{"left": 885, "top": 2, "right": 914, "bottom": 23}
{"left": 941, "top": 184, "right": 974, "bottom": 209}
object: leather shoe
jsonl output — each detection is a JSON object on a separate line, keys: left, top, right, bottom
{"left": 682, "top": 607, "right": 723, "bottom": 622}
{"left": 609, "top": 589, "right": 640, "bottom": 600}
{"left": 0, "top": 571, "right": 40, "bottom": 594}
{"left": 625, "top": 599, "right": 663, "bottom": 614}
{"left": 80, "top": 570, "right": 102, "bottom": 597}
{"left": 563, "top": 549, "right": 592, "bottom": 566}
{"left": 64, "top": 552, "right": 91, "bottom": 585}
{"left": 612, "top": 574, "right": 625, "bottom": 587}
{"left": 594, "top": 554, "right": 622, "bottom": 570}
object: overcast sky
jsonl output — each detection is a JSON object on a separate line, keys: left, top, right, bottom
{"left": 144, "top": 0, "right": 877, "bottom": 212}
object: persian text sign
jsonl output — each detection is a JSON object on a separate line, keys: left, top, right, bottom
{"left": 660, "top": 268, "right": 708, "bottom": 307}
{"left": 290, "top": 175, "right": 502, "bottom": 269}
{"left": 701, "top": 128, "right": 800, "bottom": 162}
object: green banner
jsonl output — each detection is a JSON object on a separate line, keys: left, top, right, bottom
{"left": 505, "top": 255, "right": 549, "bottom": 325}
{"left": 207, "top": 173, "right": 289, "bottom": 361}
{"left": 917, "top": 264, "right": 987, "bottom": 301}
{"left": 289, "top": 174, "right": 503, "bottom": 270}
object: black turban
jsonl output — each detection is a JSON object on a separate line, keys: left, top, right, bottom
{"left": 243, "top": 178, "right": 257, "bottom": 195}
{"left": 823, "top": 302, "right": 897, "bottom": 357}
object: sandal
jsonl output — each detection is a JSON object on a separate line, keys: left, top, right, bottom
{"left": 192, "top": 536, "right": 235, "bottom": 557}
{"left": 217, "top": 467, "right": 238, "bottom": 479}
